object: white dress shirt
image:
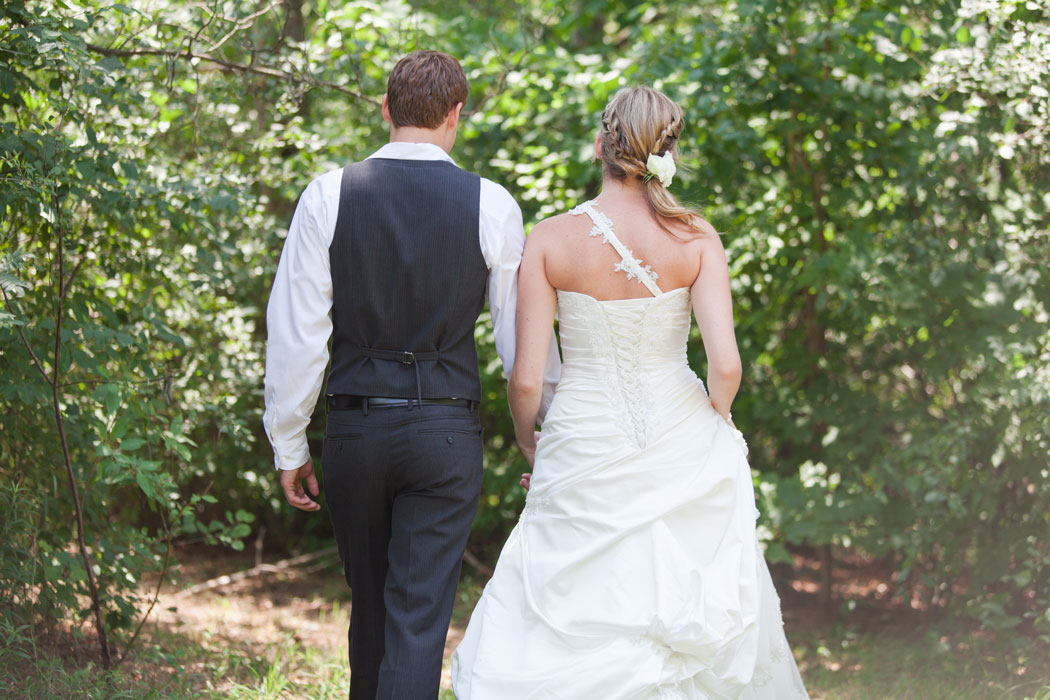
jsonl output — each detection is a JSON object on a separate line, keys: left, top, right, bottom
{"left": 263, "top": 141, "right": 561, "bottom": 470}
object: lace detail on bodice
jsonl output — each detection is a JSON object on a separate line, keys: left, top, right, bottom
{"left": 568, "top": 201, "right": 663, "bottom": 296}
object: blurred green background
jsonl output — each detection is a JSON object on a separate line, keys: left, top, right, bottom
{"left": 1, "top": 0, "right": 1048, "bottom": 692}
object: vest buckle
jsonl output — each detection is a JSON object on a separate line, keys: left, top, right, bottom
{"left": 400, "top": 351, "right": 415, "bottom": 365}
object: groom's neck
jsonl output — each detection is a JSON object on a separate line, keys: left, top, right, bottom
{"left": 388, "top": 125, "right": 454, "bottom": 154}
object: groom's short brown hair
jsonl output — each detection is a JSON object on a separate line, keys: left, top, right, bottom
{"left": 386, "top": 50, "right": 469, "bottom": 130}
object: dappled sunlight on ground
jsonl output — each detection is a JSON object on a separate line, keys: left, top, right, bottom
{"left": 3, "top": 545, "right": 1045, "bottom": 699}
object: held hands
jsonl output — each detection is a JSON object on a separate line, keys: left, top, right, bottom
{"left": 280, "top": 457, "right": 321, "bottom": 512}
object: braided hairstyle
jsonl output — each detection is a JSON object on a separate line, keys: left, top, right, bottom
{"left": 599, "top": 86, "right": 716, "bottom": 237}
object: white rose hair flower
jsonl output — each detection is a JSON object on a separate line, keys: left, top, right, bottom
{"left": 644, "top": 151, "right": 676, "bottom": 188}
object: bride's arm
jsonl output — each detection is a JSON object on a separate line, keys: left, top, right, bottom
{"left": 691, "top": 234, "right": 742, "bottom": 423}
{"left": 508, "top": 224, "right": 557, "bottom": 468}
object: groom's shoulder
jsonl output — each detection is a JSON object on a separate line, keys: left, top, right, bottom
{"left": 298, "top": 166, "right": 346, "bottom": 203}
{"left": 315, "top": 165, "right": 349, "bottom": 187}
{"left": 477, "top": 177, "right": 522, "bottom": 219}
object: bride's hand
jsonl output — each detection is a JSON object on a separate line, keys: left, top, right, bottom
{"left": 714, "top": 407, "right": 736, "bottom": 431}
{"left": 520, "top": 473, "right": 532, "bottom": 491}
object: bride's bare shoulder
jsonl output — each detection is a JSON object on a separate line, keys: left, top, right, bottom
{"left": 526, "top": 211, "right": 590, "bottom": 247}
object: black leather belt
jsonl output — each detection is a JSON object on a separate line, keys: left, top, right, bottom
{"left": 326, "top": 395, "right": 475, "bottom": 412}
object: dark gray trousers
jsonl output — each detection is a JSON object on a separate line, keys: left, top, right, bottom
{"left": 322, "top": 403, "right": 484, "bottom": 700}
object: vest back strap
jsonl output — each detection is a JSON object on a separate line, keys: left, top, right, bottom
{"left": 359, "top": 347, "right": 442, "bottom": 406}
{"left": 360, "top": 348, "right": 440, "bottom": 365}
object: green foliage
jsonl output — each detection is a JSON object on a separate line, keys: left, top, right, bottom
{"left": 1, "top": 0, "right": 1048, "bottom": 673}
{"left": 0, "top": 0, "right": 289, "bottom": 657}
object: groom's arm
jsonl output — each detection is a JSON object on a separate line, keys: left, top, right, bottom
{"left": 263, "top": 173, "right": 337, "bottom": 484}
{"left": 479, "top": 179, "right": 561, "bottom": 423}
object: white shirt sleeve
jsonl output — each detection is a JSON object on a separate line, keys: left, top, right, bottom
{"left": 263, "top": 173, "right": 337, "bottom": 470}
{"left": 479, "top": 180, "right": 561, "bottom": 423}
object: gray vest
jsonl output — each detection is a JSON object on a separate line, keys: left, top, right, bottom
{"left": 325, "top": 157, "right": 487, "bottom": 401}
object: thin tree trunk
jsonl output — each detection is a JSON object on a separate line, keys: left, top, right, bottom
{"left": 51, "top": 197, "right": 111, "bottom": 669}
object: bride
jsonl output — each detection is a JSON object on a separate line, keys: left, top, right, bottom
{"left": 451, "top": 86, "right": 809, "bottom": 699}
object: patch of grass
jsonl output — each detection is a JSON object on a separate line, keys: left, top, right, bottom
{"left": 0, "top": 625, "right": 350, "bottom": 700}
{"left": 788, "top": 615, "right": 1050, "bottom": 700}
{"left": 213, "top": 641, "right": 350, "bottom": 700}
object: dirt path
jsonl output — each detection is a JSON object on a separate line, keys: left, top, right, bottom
{"left": 152, "top": 546, "right": 466, "bottom": 693}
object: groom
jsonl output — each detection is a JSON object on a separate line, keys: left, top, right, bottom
{"left": 263, "top": 50, "right": 558, "bottom": 700}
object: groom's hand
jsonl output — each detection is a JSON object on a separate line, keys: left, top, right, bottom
{"left": 281, "top": 458, "right": 321, "bottom": 512}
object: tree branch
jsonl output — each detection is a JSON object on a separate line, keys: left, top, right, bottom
{"left": 205, "top": 3, "right": 278, "bottom": 53}
{"left": 61, "top": 254, "right": 86, "bottom": 299}
{"left": 174, "top": 546, "right": 339, "bottom": 598}
{"left": 84, "top": 42, "right": 379, "bottom": 106}
{"left": 0, "top": 287, "right": 52, "bottom": 385}
{"left": 57, "top": 375, "right": 169, "bottom": 389}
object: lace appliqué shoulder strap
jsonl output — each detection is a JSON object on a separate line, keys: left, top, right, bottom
{"left": 568, "top": 201, "right": 663, "bottom": 297}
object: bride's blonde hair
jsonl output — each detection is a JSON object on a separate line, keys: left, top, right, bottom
{"left": 599, "top": 86, "right": 716, "bottom": 237}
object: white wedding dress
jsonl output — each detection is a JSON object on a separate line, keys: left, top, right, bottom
{"left": 451, "top": 201, "right": 810, "bottom": 700}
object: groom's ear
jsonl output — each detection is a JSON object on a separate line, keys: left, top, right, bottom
{"left": 445, "top": 102, "right": 464, "bottom": 130}
{"left": 381, "top": 93, "right": 392, "bottom": 124}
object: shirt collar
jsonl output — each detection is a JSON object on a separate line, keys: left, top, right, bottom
{"left": 366, "top": 141, "right": 457, "bottom": 165}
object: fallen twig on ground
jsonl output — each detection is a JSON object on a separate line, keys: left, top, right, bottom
{"left": 174, "top": 547, "right": 339, "bottom": 598}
